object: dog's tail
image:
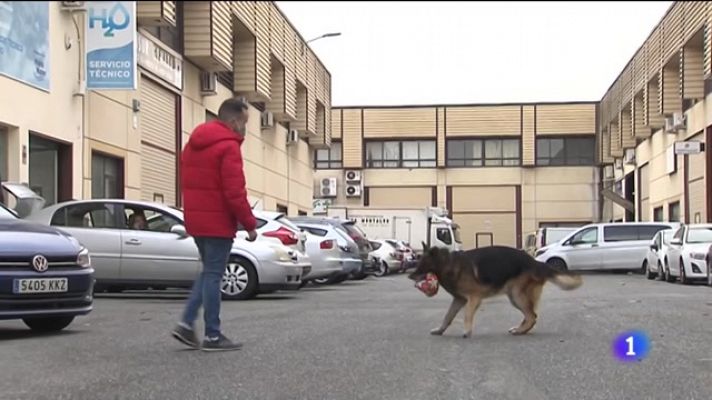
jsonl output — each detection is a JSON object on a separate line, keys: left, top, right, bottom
{"left": 532, "top": 260, "right": 583, "bottom": 291}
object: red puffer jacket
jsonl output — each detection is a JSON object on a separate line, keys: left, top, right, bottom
{"left": 180, "top": 120, "right": 257, "bottom": 238}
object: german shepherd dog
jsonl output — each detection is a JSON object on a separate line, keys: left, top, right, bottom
{"left": 408, "top": 243, "right": 583, "bottom": 338}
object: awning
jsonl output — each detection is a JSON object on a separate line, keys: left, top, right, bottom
{"left": 600, "top": 188, "right": 635, "bottom": 212}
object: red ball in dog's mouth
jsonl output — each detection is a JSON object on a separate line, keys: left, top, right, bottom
{"left": 415, "top": 273, "right": 439, "bottom": 297}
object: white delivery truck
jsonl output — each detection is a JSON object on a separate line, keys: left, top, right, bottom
{"left": 325, "top": 207, "right": 462, "bottom": 254}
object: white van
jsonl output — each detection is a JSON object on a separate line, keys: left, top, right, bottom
{"left": 534, "top": 222, "right": 680, "bottom": 272}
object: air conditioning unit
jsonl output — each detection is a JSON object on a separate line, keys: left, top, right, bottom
{"left": 199, "top": 72, "right": 217, "bottom": 96}
{"left": 672, "top": 112, "right": 687, "bottom": 131}
{"left": 320, "top": 177, "right": 337, "bottom": 198}
{"left": 603, "top": 165, "right": 614, "bottom": 180}
{"left": 614, "top": 158, "right": 623, "bottom": 170}
{"left": 286, "top": 129, "right": 299, "bottom": 146}
{"left": 345, "top": 184, "right": 362, "bottom": 197}
{"left": 344, "top": 169, "right": 361, "bottom": 183}
{"left": 623, "top": 148, "right": 636, "bottom": 165}
{"left": 665, "top": 117, "right": 677, "bottom": 134}
{"left": 260, "top": 111, "right": 274, "bottom": 129}
{"left": 60, "top": 1, "right": 86, "bottom": 11}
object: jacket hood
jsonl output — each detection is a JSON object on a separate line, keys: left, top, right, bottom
{"left": 188, "top": 120, "right": 244, "bottom": 150}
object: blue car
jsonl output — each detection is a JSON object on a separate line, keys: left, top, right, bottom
{"left": 0, "top": 203, "right": 94, "bottom": 332}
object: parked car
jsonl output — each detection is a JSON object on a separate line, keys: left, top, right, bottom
{"left": 368, "top": 239, "right": 405, "bottom": 277}
{"left": 707, "top": 244, "right": 712, "bottom": 287}
{"left": 0, "top": 202, "right": 94, "bottom": 332}
{"left": 293, "top": 219, "right": 365, "bottom": 284}
{"left": 524, "top": 227, "right": 579, "bottom": 257}
{"left": 291, "top": 216, "right": 379, "bottom": 279}
{"left": 251, "top": 210, "right": 307, "bottom": 254}
{"left": 299, "top": 229, "right": 346, "bottom": 284}
{"left": 665, "top": 224, "right": 712, "bottom": 284}
{"left": 644, "top": 228, "right": 675, "bottom": 281}
{"left": 535, "top": 222, "right": 678, "bottom": 272}
{"left": 3, "top": 183, "right": 309, "bottom": 300}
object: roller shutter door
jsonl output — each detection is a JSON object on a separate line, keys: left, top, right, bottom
{"left": 140, "top": 77, "right": 177, "bottom": 206}
{"left": 451, "top": 186, "right": 518, "bottom": 248}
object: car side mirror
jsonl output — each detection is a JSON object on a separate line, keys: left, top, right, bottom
{"left": 650, "top": 244, "right": 658, "bottom": 251}
{"left": 170, "top": 224, "right": 188, "bottom": 238}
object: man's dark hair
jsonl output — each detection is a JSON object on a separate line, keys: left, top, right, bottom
{"left": 217, "top": 98, "right": 248, "bottom": 121}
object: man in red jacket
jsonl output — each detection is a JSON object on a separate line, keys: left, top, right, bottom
{"left": 171, "top": 97, "right": 258, "bottom": 352}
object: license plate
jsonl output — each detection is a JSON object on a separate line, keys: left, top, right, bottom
{"left": 13, "top": 278, "right": 68, "bottom": 294}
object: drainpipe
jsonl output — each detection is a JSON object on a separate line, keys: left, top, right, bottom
{"left": 70, "top": 11, "right": 86, "bottom": 200}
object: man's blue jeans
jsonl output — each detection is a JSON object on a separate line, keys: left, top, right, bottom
{"left": 181, "top": 237, "right": 233, "bottom": 339}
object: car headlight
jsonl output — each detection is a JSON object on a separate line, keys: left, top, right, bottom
{"left": 77, "top": 247, "right": 91, "bottom": 268}
{"left": 690, "top": 252, "right": 706, "bottom": 261}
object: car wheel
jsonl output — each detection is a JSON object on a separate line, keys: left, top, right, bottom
{"left": 373, "top": 261, "right": 389, "bottom": 277}
{"left": 547, "top": 258, "right": 568, "bottom": 272}
{"left": 664, "top": 259, "right": 675, "bottom": 282}
{"left": 23, "top": 316, "right": 75, "bottom": 332}
{"left": 707, "top": 262, "right": 712, "bottom": 286}
{"left": 679, "top": 258, "right": 691, "bottom": 285}
{"left": 656, "top": 262, "right": 665, "bottom": 281}
{"left": 644, "top": 260, "right": 655, "bottom": 280}
{"left": 221, "top": 257, "right": 258, "bottom": 300}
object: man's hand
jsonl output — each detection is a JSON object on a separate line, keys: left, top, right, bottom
{"left": 247, "top": 230, "right": 258, "bottom": 242}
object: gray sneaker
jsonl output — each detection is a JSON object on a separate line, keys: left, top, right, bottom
{"left": 171, "top": 324, "right": 199, "bottom": 349}
{"left": 201, "top": 334, "right": 243, "bottom": 352}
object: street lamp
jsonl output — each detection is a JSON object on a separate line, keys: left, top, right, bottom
{"left": 306, "top": 32, "right": 341, "bottom": 44}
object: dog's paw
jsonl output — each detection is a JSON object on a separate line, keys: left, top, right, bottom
{"left": 508, "top": 327, "right": 525, "bottom": 335}
{"left": 430, "top": 328, "right": 444, "bottom": 336}
{"left": 462, "top": 331, "right": 472, "bottom": 339}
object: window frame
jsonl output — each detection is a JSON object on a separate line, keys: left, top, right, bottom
{"left": 445, "top": 137, "right": 521, "bottom": 168}
{"left": 91, "top": 151, "right": 124, "bottom": 200}
{"left": 364, "top": 139, "right": 437, "bottom": 169}
{"left": 535, "top": 136, "right": 596, "bottom": 166}
{"left": 314, "top": 141, "right": 343, "bottom": 169}
{"left": 668, "top": 201, "right": 681, "bottom": 222}
{"left": 51, "top": 202, "right": 123, "bottom": 229}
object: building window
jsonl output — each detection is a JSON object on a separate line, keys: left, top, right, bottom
{"left": 91, "top": 152, "right": 123, "bottom": 199}
{"left": 298, "top": 210, "right": 307, "bottom": 216}
{"left": 447, "top": 138, "right": 520, "bottom": 167}
{"left": 276, "top": 204, "right": 288, "bottom": 214}
{"left": 314, "top": 142, "right": 342, "bottom": 169}
{"left": 29, "top": 135, "right": 60, "bottom": 205}
{"left": 366, "top": 140, "right": 436, "bottom": 168}
{"left": 536, "top": 137, "right": 595, "bottom": 166}
{"left": 668, "top": 201, "right": 681, "bottom": 222}
{"left": 653, "top": 206, "right": 664, "bottom": 222}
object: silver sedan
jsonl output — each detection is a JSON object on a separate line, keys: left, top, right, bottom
{"left": 4, "top": 185, "right": 308, "bottom": 300}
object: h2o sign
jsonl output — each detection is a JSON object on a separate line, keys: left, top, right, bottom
{"left": 88, "top": 2, "right": 131, "bottom": 37}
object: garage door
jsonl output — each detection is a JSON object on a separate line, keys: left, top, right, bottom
{"left": 450, "top": 186, "right": 518, "bottom": 248}
{"left": 140, "top": 77, "right": 177, "bottom": 206}
{"left": 368, "top": 187, "right": 432, "bottom": 207}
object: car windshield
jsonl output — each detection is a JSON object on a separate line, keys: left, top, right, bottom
{"left": 276, "top": 215, "right": 301, "bottom": 232}
{"left": 686, "top": 227, "right": 712, "bottom": 244}
{"left": 545, "top": 229, "right": 575, "bottom": 245}
{"left": 0, "top": 204, "right": 17, "bottom": 219}
{"left": 452, "top": 226, "right": 462, "bottom": 243}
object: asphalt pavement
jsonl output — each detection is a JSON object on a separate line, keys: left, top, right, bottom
{"left": 1, "top": 273, "right": 711, "bottom": 400}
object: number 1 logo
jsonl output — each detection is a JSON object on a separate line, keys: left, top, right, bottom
{"left": 613, "top": 331, "right": 650, "bottom": 362}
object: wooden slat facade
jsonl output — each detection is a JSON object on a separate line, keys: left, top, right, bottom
{"left": 437, "top": 108, "right": 446, "bottom": 167}
{"left": 599, "top": 1, "right": 711, "bottom": 161}
{"left": 536, "top": 103, "right": 596, "bottom": 135}
{"left": 137, "top": 1, "right": 177, "bottom": 27}
{"left": 522, "top": 106, "right": 535, "bottom": 166}
{"left": 341, "top": 109, "right": 362, "bottom": 168}
{"left": 362, "top": 108, "right": 437, "bottom": 138}
{"left": 183, "top": 2, "right": 233, "bottom": 71}
{"left": 445, "top": 106, "right": 520, "bottom": 136}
